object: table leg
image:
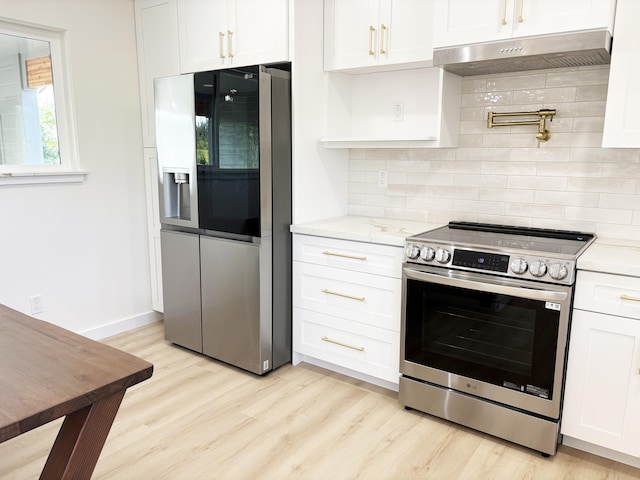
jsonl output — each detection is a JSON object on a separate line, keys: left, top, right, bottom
{"left": 40, "top": 390, "right": 126, "bottom": 480}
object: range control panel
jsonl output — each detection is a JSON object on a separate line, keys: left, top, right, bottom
{"left": 404, "top": 242, "right": 576, "bottom": 285}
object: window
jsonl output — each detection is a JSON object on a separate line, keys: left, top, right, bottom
{"left": 0, "top": 17, "right": 82, "bottom": 184}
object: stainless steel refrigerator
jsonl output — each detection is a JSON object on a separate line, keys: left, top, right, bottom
{"left": 154, "top": 64, "right": 291, "bottom": 375}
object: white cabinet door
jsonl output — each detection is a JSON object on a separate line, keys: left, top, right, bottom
{"left": 325, "top": 0, "right": 434, "bottom": 71}
{"left": 232, "top": 0, "right": 289, "bottom": 68}
{"left": 603, "top": 0, "right": 640, "bottom": 147}
{"left": 377, "top": 0, "right": 434, "bottom": 67}
{"left": 433, "top": 0, "right": 514, "bottom": 47}
{"left": 324, "top": 0, "right": 379, "bottom": 70}
{"left": 562, "top": 309, "right": 640, "bottom": 456}
{"left": 514, "top": 0, "right": 616, "bottom": 38}
{"left": 134, "top": 0, "right": 180, "bottom": 147}
{"left": 178, "top": 0, "right": 288, "bottom": 73}
{"left": 178, "top": 0, "right": 228, "bottom": 72}
{"left": 143, "top": 148, "right": 164, "bottom": 312}
{"left": 433, "top": 0, "right": 615, "bottom": 47}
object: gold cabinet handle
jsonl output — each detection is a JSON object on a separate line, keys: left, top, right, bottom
{"left": 501, "top": 0, "right": 508, "bottom": 25}
{"left": 518, "top": 0, "right": 524, "bottom": 22}
{"left": 380, "top": 24, "right": 387, "bottom": 54}
{"left": 322, "top": 250, "right": 367, "bottom": 261}
{"left": 368, "top": 25, "right": 375, "bottom": 55}
{"left": 227, "top": 30, "right": 234, "bottom": 58}
{"left": 219, "top": 32, "right": 225, "bottom": 58}
{"left": 321, "top": 288, "right": 365, "bottom": 302}
{"left": 620, "top": 294, "right": 640, "bottom": 303}
{"left": 322, "top": 336, "right": 365, "bottom": 352}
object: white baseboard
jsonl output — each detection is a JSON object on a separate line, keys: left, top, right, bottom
{"left": 80, "top": 310, "right": 163, "bottom": 340}
{"left": 293, "top": 353, "right": 399, "bottom": 392}
{"left": 562, "top": 436, "right": 640, "bottom": 468}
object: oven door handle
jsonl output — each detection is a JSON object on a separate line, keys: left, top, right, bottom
{"left": 403, "top": 267, "right": 568, "bottom": 303}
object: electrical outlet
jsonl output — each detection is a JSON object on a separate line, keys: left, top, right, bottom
{"left": 378, "top": 170, "right": 388, "bottom": 188}
{"left": 30, "top": 295, "right": 44, "bottom": 314}
{"left": 393, "top": 101, "right": 404, "bottom": 122}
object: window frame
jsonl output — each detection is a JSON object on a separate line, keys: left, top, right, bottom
{"left": 0, "top": 17, "right": 85, "bottom": 185}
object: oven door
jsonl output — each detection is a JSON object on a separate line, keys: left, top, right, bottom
{"left": 400, "top": 264, "right": 573, "bottom": 419}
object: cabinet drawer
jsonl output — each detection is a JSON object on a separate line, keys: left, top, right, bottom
{"left": 293, "top": 262, "right": 400, "bottom": 331}
{"left": 293, "top": 234, "right": 403, "bottom": 278}
{"left": 575, "top": 271, "right": 640, "bottom": 319}
{"left": 294, "top": 307, "right": 400, "bottom": 384}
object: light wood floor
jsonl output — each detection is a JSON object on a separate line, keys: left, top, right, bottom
{"left": 1, "top": 321, "right": 639, "bottom": 480}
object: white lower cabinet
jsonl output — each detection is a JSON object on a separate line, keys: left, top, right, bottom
{"left": 562, "top": 271, "right": 640, "bottom": 458}
{"left": 292, "top": 234, "right": 402, "bottom": 387}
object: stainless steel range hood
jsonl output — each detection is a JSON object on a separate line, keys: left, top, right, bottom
{"left": 433, "top": 29, "right": 612, "bottom": 76}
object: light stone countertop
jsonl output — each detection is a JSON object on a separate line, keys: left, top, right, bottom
{"left": 290, "top": 215, "right": 441, "bottom": 247}
{"left": 578, "top": 237, "right": 640, "bottom": 278}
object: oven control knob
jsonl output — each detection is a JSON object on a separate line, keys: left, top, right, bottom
{"left": 435, "top": 248, "right": 451, "bottom": 264}
{"left": 420, "top": 247, "right": 435, "bottom": 261}
{"left": 529, "top": 260, "right": 547, "bottom": 277}
{"left": 510, "top": 258, "right": 528, "bottom": 274}
{"left": 405, "top": 244, "right": 420, "bottom": 260}
{"left": 548, "top": 263, "right": 569, "bottom": 280}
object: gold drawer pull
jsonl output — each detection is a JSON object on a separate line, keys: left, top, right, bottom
{"left": 322, "top": 336, "right": 365, "bottom": 352}
{"left": 227, "top": 30, "right": 234, "bottom": 58}
{"left": 620, "top": 294, "right": 640, "bottom": 303}
{"left": 322, "top": 288, "right": 365, "bottom": 302}
{"left": 219, "top": 32, "right": 225, "bottom": 58}
{"left": 380, "top": 24, "right": 387, "bottom": 54}
{"left": 322, "top": 250, "right": 367, "bottom": 261}
{"left": 368, "top": 25, "right": 375, "bottom": 55}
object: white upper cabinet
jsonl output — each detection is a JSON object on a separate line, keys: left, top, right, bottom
{"left": 134, "top": 0, "right": 181, "bottom": 148}
{"left": 433, "top": 0, "right": 616, "bottom": 48}
{"left": 324, "top": 0, "right": 434, "bottom": 72}
{"left": 603, "top": 0, "right": 640, "bottom": 148}
{"left": 177, "top": 0, "right": 288, "bottom": 73}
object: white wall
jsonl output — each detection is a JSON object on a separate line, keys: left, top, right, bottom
{"left": 291, "top": 0, "right": 348, "bottom": 224}
{"left": 348, "top": 65, "right": 640, "bottom": 240}
{"left": 0, "top": 0, "right": 158, "bottom": 336}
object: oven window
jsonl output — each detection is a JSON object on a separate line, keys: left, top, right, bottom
{"left": 404, "top": 279, "right": 560, "bottom": 399}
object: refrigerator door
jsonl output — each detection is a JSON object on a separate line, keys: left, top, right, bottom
{"left": 161, "top": 230, "right": 202, "bottom": 352}
{"left": 195, "top": 67, "right": 264, "bottom": 237}
{"left": 200, "top": 235, "right": 271, "bottom": 374}
{"left": 155, "top": 74, "right": 199, "bottom": 229}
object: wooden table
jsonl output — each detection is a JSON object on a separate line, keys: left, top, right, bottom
{"left": 0, "top": 304, "right": 153, "bottom": 479}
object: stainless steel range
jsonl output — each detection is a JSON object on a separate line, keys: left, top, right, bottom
{"left": 399, "top": 221, "right": 595, "bottom": 456}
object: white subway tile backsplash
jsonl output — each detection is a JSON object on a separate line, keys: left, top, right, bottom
{"left": 545, "top": 67, "right": 609, "bottom": 87}
{"left": 430, "top": 161, "right": 482, "bottom": 174}
{"left": 453, "top": 199, "right": 505, "bottom": 215}
{"left": 481, "top": 162, "right": 537, "bottom": 175}
{"left": 599, "top": 193, "right": 640, "bottom": 209}
{"left": 507, "top": 176, "right": 567, "bottom": 191}
{"left": 479, "top": 188, "right": 535, "bottom": 203}
{"left": 462, "top": 78, "right": 487, "bottom": 94}
{"left": 429, "top": 186, "right": 479, "bottom": 200}
{"left": 506, "top": 203, "right": 565, "bottom": 220}
{"left": 576, "top": 84, "right": 608, "bottom": 102}
{"left": 460, "top": 107, "right": 485, "bottom": 121}
{"left": 462, "top": 91, "right": 513, "bottom": 107}
{"left": 536, "top": 162, "right": 602, "bottom": 177}
{"left": 602, "top": 163, "right": 640, "bottom": 178}
{"left": 567, "top": 177, "right": 636, "bottom": 194}
{"left": 512, "top": 87, "right": 576, "bottom": 104}
{"left": 564, "top": 206, "right": 633, "bottom": 225}
{"left": 535, "top": 191, "right": 599, "bottom": 207}
{"left": 486, "top": 74, "right": 546, "bottom": 92}
{"left": 348, "top": 66, "right": 640, "bottom": 240}
{"left": 509, "top": 147, "right": 571, "bottom": 162}
{"left": 455, "top": 174, "right": 507, "bottom": 188}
